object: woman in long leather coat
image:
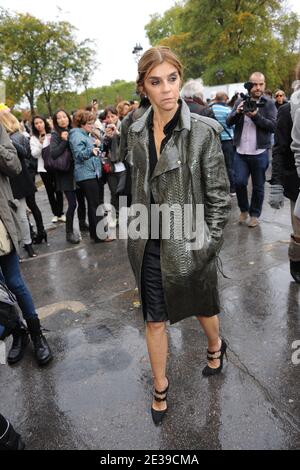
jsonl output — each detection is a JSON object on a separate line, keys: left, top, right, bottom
{"left": 127, "top": 47, "right": 231, "bottom": 425}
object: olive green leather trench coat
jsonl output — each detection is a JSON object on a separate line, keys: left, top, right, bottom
{"left": 127, "top": 101, "right": 231, "bottom": 324}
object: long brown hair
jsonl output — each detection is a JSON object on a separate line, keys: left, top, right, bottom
{"left": 136, "top": 46, "right": 183, "bottom": 95}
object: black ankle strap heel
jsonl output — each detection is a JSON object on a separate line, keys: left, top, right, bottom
{"left": 202, "top": 339, "right": 228, "bottom": 377}
{"left": 151, "top": 379, "right": 169, "bottom": 426}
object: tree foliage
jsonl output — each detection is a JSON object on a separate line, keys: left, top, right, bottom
{"left": 36, "top": 80, "right": 137, "bottom": 116}
{"left": 0, "top": 8, "right": 96, "bottom": 115}
{"left": 145, "top": 0, "right": 300, "bottom": 90}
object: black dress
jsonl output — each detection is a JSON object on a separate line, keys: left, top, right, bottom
{"left": 141, "top": 105, "right": 181, "bottom": 323}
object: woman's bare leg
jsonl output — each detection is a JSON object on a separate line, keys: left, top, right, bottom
{"left": 146, "top": 321, "right": 168, "bottom": 411}
{"left": 197, "top": 315, "right": 222, "bottom": 368}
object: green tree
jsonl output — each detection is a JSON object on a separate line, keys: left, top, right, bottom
{"left": 0, "top": 8, "right": 97, "bottom": 115}
{"left": 145, "top": 4, "right": 184, "bottom": 46}
{"left": 36, "top": 80, "right": 137, "bottom": 115}
{"left": 145, "top": 0, "right": 300, "bottom": 90}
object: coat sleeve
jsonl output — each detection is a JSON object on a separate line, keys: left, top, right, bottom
{"left": 30, "top": 136, "right": 42, "bottom": 159}
{"left": 119, "top": 115, "right": 131, "bottom": 162}
{"left": 69, "top": 132, "right": 94, "bottom": 162}
{"left": 272, "top": 105, "right": 292, "bottom": 185}
{"left": 200, "top": 126, "right": 231, "bottom": 250}
{"left": 291, "top": 107, "right": 300, "bottom": 178}
{"left": 251, "top": 100, "right": 277, "bottom": 133}
{"left": 0, "top": 124, "right": 21, "bottom": 177}
{"left": 50, "top": 131, "right": 68, "bottom": 159}
{"left": 10, "top": 134, "right": 27, "bottom": 162}
{"left": 226, "top": 100, "right": 243, "bottom": 127}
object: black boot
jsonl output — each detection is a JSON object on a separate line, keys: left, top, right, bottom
{"left": 290, "top": 260, "right": 300, "bottom": 283}
{"left": 26, "top": 317, "right": 53, "bottom": 366}
{"left": 7, "top": 323, "right": 30, "bottom": 365}
{"left": 0, "top": 417, "right": 25, "bottom": 450}
{"left": 24, "top": 243, "right": 37, "bottom": 258}
{"left": 79, "top": 221, "right": 89, "bottom": 232}
{"left": 66, "top": 214, "right": 80, "bottom": 244}
{"left": 33, "top": 229, "right": 48, "bottom": 244}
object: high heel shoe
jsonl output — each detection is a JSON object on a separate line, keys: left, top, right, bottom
{"left": 24, "top": 243, "right": 37, "bottom": 258}
{"left": 151, "top": 378, "right": 169, "bottom": 426}
{"left": 33, "top": 230, "right": 47, "bottom": 244}
{"left": 202, "top": 339, "right": 228, "bottom": 377}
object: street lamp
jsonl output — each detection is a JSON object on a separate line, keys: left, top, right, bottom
{"left": 132, "top": 43, "right": 143, "bottom": 63}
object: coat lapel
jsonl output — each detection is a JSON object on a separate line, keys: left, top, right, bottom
{"left": 151, "top": 138, "right": 181, "bottom": 180}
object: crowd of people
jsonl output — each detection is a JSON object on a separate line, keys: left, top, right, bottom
{"left": 1, "top": 45, "right": 300, "bottom": 447}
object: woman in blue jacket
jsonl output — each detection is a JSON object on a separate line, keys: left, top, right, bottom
{"left": 69, "top": 110, "right": 113, "bottom": 243}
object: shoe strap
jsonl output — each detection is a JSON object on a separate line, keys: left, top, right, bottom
{"left": 153, "top": 382, "right": 169, "bottom": 402}
{"left": 154, "top": 383, "right": 169, "bottom": 396}
{"left": 207, "top": 346, "right": 222, "bottom": 361}
{"left": 153, "top": 395, "right": 167, "bottom": 403}
{"left": 207, "top": 348, "right": 221, "bottom": 356}
{"left": 207, "top": 354, "right": 221, "bottom": 362}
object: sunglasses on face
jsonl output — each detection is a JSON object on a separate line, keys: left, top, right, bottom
{"left": 275, "top": 94, "right": 284, "bottom": 98}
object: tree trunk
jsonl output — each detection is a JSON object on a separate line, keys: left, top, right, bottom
{"left": 44, "top": 93, "right": 52, "bottom": 117}
{"left": 25, "top": 93, "right": 35, "bottom": 117}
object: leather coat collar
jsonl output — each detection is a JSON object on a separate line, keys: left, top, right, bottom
{"left": 131, "top": 99, "right": 191, "bottom": 134}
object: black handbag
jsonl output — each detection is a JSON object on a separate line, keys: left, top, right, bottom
{"left": 42, "top": 145, "right": 72, "bottom": 173}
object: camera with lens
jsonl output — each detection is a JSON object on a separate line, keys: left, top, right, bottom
{"left": 240, "top": 81, "right": 265, "bottom": 114}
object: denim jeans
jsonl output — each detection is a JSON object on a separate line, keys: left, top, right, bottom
{"left": 0, "top": 250, "right": 37, "bottom": 324}
{"left": 234, "top": 151, "right": 269, "bottom": 218}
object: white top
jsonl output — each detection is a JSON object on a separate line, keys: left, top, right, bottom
{"left": 237, "top": 115, "right": 265, "bottom": 155}
{"left": 30, "top": 134, "right": 51, "bottom": 173}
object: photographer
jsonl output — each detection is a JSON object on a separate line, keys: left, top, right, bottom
{"left": 227, "top": 72, "right": 277, "bottom": 227}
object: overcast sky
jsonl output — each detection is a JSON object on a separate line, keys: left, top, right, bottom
{"left": 1, "top": 0, "right": 300, "bottom": 88}
{"left": 0, "top": 0, "right": 175, "bottom": 87}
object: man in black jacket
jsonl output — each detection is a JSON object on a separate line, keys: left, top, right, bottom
{"left": 227, "top": 72, "right": 277, "bottom": 227}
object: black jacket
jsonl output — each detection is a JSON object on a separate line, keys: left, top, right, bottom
{"left": 226, "top": 96, "right": 277, "bottom": 150}
{"left": 9, "top": 132, "right": 36, "bottom": 200}
{"left": 50, "top": 129, "right": 75, "bottom": 192}
{"left": 184, "top": 98, "right": 214, "bottom": 118}
{"left": 271, "top": 102, "right": 300, "bottom": 202}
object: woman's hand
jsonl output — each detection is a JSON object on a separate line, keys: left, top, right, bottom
{"left": 61, "top": 131, "right": 69, "bottom": 141}
{"left": 105, "top": 125, "right": 116, "bottom": 138}
{"left": 92, "top": 147, "right": 99, "bottom": 156}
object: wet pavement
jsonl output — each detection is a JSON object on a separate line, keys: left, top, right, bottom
{"left": 0, "top": 180, "right": 300, "bottom": 450}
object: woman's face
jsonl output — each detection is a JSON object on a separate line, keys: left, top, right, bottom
{"left": 122, "top": 104, "right": 130, "bottom": 117}
{"left": 143, "top": 61, "right": 181, "bottom": 113}
{"left": 34, "top": 118, "right": 45, "bottom": 134}
{"left": 106, "top": 111, "right": 119, "bottom": 125}
{"left": 82, "top": 119, "right": 95, "bottom": 133}
{"left": 56, "top": 111, "right": 69, "bottom": 129}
